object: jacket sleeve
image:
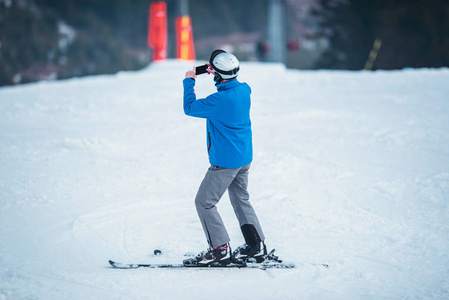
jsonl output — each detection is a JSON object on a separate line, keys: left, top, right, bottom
{"left": 183, "top": 78, "right": 220, "bottom": 119}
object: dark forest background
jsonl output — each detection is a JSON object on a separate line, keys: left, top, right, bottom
{"left": 0, "top": 0, "right": 448, "bottom": 86}
{"left": 314, "top": 0, "right": 449, "bottom": 70}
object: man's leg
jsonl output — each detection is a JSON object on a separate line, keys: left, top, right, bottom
{"left": 195, "top": 165, "right": 240, "bottom": 248}
{"left": 228, "top": 164, "right": 265, "bottom": 244}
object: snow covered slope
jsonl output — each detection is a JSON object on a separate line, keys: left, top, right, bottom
{"left": 1, "top": 61, "right": 448, "bottom": 299}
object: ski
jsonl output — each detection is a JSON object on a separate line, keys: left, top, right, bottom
{"left": 108, "top": 248, "right": 327, "bottom": 270}
{"left": 109, "top": 260, "right": 295, "bottom": 269}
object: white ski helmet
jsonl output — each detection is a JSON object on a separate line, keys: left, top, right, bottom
{"left": 209, "top": 49, "right": 240, "bottom": 83}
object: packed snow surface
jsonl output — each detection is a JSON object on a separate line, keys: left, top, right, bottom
{"left": 1, "top": 61, "right": 448, "bottom": 299}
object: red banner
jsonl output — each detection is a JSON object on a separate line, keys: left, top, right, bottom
{"left": 148, "top": 2, "right": 167, "bottom": 61}
{"left": 175, "top": 16, "right": 195, "bottom": 61}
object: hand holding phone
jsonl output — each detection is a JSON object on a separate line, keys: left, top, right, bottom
{"left": 185, "top": 68, "right": 197, "bottom": 79}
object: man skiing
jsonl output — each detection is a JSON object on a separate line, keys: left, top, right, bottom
{"left": 182, "top": 50, "right": 267, "bottom": 266}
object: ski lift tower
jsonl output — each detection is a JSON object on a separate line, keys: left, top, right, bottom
{"left": 268, "top": 0, "right": 287, "bottom": 64}
{"left": 178, "top": 0, "right": 189, "bottom": 16}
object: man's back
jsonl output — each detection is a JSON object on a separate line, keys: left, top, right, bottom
{"left": 183, "top": 78, "right": 253, "bottom": 168}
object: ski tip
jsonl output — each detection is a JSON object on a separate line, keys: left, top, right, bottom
{"left": 109, "top": 260, "right": 135, "bottom": 269}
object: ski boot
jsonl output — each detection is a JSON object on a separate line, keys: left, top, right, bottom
{"left": 183, "top": 244, "right": 231, "bottom": 266}
{"left": 232, "top": 241, "right": 267, "bottom": 263}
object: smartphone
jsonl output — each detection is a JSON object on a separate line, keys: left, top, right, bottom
{"left": 195, "top": 64, "right": 208, "bottom": 75}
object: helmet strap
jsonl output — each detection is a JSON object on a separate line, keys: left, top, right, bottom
{"left": 213, "top": 73, "right": 223, "bottom": 84}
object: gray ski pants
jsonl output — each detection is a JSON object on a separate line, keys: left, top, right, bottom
{"left": 195, "top": 163, "right": 265, "bottom": 249}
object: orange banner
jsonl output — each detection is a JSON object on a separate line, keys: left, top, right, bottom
{"left": 175, "top": 16, "right": 195, "bottom": 60}
{"left": 148, "top": 2, "right": 167, "bottom": 61}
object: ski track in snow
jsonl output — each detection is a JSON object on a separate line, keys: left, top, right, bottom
{"left": 1, "top": 61, "right": 449, "bottom": 299}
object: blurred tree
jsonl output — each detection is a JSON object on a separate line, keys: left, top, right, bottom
{"left": 313, "top": 0, "right": 376, "bottom": 69}
{"left": 1, "top": 0, "right": 152, "bottom": 86}
{"left": 38, "top": 0, "right": 151, "bottom": 79}
{"left": 314, "top": 0, "right": 449, "bottom": 70}
{"left": 375, "top": 0, "right": 449, "bottom": 69}
{"left": 0, "top": 0, "right": 58, "bottom": 85}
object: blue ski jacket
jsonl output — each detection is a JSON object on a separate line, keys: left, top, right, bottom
{"left": 183, "top": 78, "right": 253, "bottom": 169}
